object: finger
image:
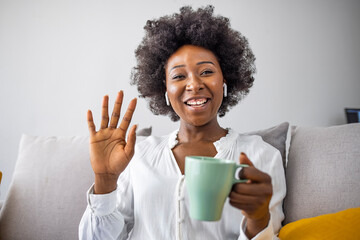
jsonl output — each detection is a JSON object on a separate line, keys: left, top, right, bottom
{"left": 124, "top": 124, "right": 137, "bottom": 160}
{"left": 232, "top": 182, "right": 273, "bottom": 197}
{"left": 239, "top": 167, "right": 272, "bottom": 184}
{"left": 109, "top": 91, "right": 124, "bottom": 129}
{"left": 239, "top": 153, "right": 254, "bottom": 183}
{"left": 229, "top": 190, "right": 259, "bottom": 205}
{"left": 87, "top": 110, "right": 96, "bottom": 136}
{"left": 118, "top": 98, "right": 137, "bottom": 137}
{"left": 100, "top": 95, "right": 110, "bottom": 129}
{"left": 239, "top": 152, "right": 254, "bottom": 166}
{"left": 228, "top": 191, "right": 259, "bottom": 214}
{"left": 228, "top": 201, "right": 257, "bottom": 215}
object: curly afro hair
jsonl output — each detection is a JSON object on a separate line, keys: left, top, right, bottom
{"left": 131, "top": 5, "right": 256, "bottom": 121}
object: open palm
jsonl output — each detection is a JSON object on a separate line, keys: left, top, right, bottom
{"left": 87, "top": 91, "right": 137, "bottom": 193}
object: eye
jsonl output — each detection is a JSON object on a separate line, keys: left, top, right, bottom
{"left": 200, "top": 70, "right": 214, "bottom": 76}
{"left": 172, "top": 74, "right": 185, "bottom": 80}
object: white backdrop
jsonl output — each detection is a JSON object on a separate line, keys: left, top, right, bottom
{"left": 1, "top": 0, "right": 359, "bottom": 200}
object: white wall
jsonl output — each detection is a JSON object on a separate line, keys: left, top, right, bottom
{"left": 1, "top": 0, "right": 359, "bottom": 200}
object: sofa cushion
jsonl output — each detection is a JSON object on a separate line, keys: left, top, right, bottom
{"left": 283, "top": 123, "right": 360, "bottom": 224}
{"left": 246, "top": 122, "right": 289, "bottom": 167}
{"left": 136, "top": 126, "right": 152, "bottom": 136}
{"left": 279, "top": 207, "right": 360, "bottom": 239}
{"left": 0, "top": 135, "right": 92, "bottom": 240}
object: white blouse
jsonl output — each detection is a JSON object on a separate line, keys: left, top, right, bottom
{"left": 79, "top": 129, "right": 286, "bottom": 240}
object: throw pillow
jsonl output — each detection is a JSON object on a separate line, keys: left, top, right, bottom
{"left": 283, "top": 123, "right": 360, "bottom": 224}
{"left": 279, "top": 207, "right": 360, "bottom": 239}
{"left": 246, "top": 122, "right": 289, "bottom": 168}
{"left": 136, "top": 126, "right": 152, "bottom": 136}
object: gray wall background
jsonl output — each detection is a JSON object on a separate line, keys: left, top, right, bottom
{"left": 1, "top": 0, "right": 359, "bottom": 200}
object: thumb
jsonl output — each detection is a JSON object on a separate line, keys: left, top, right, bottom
{"left": 239, "top": 152, "right": 254, "bottom": 167}
{"left": 124, "top": 124, "right": 137, "bottom": 160}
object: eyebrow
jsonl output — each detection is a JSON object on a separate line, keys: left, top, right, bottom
{"left": 170, "top": 64, "right": 186, "bottom": 71}
{"left": 170, "top": 61, "right": 215, "bottom": 72}
{"left": 196, "top": 61, "right": 215, "bottom": 66}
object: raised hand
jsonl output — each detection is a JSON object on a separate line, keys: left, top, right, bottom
{"left": 229, "top": 153, "right": 273, "bottom": 238}
{"left": 87, "top": 91, "right": 137, "bottom": 194}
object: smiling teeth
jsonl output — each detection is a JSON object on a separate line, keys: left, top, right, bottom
{"left": 186, "top": 98, "right": 208, "bottom": 106}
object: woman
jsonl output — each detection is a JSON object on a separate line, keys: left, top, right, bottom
{"left": 79, "top": 6, "right": 286, "bottom": 240}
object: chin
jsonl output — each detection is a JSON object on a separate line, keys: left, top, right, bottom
{"left": 181, "top": 115, "right": 216, "bottom": 127}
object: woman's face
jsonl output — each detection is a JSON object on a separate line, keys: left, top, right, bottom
{"left": 165, "top": 45, "right": 225, "bottom": 127}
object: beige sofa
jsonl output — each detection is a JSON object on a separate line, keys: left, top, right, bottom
{"left": 0, "top": 122, "right": 359, "bottom": 239}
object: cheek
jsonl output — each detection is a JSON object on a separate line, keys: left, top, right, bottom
{"left": 166, "top": 83, "right": 183, "bottom": 99}
{"left": 211, "top": 81, "right": 225, "bottom": 96}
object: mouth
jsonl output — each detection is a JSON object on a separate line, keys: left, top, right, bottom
{"left": 184, "top": 98, "right": 210, "bottom": 108}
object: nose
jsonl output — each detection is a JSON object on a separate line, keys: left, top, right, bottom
{"left": 186, "top": 74, "right": 204, "bottom": 92}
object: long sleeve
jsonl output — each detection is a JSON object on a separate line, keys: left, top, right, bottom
{"left": 79, "top": 167, "right": 134, "bottom": 240}
{"left": 78, "top": 186, "right": 125, "bottom": 240}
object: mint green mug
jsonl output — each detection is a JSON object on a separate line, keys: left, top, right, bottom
{"left": 185, "top": 156, "right": 248, "bottom": 221}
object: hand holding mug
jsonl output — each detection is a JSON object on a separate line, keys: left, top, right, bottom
{"left": 229, "top": 153, "right": 273, "bottom": 238}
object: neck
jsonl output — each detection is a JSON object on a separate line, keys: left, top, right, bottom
{"left": 177, "top": 118, "right": 227, "bottom": 144}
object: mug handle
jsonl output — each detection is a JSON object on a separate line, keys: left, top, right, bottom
{"left": 233, "top": 164, "right": 249, "bottom": 184}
